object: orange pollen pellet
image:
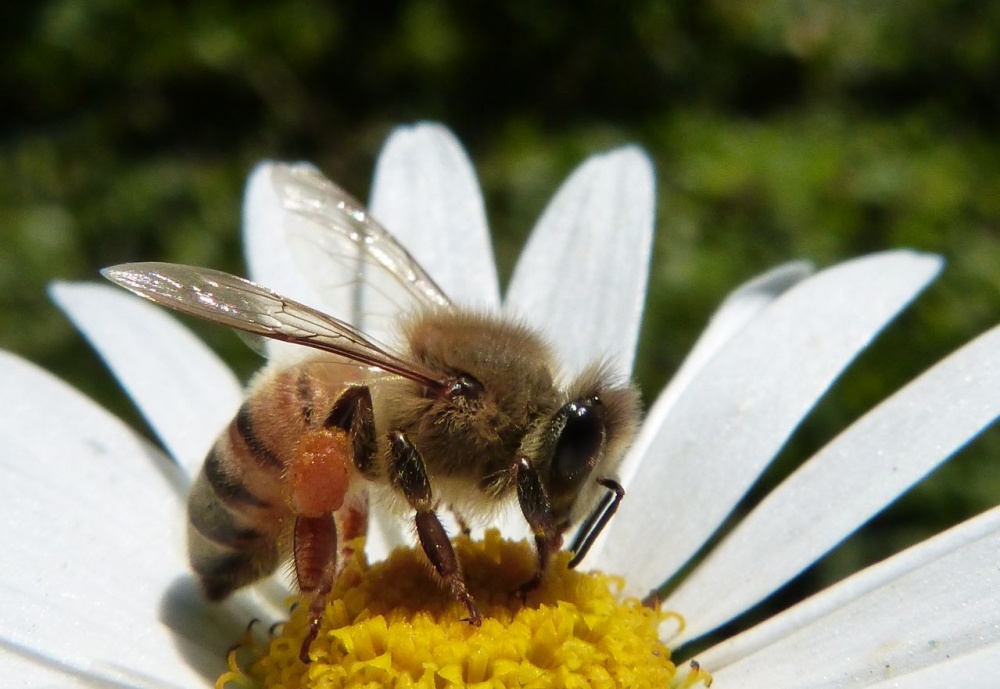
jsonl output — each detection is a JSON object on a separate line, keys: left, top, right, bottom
{"left": 288, "top": 428, "right": 352, "bottom": 518}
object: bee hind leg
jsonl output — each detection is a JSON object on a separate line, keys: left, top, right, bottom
{"left": 387, "top": 430, "right": 482, "bottom": 626}
{"left": 293, "top": 515, "right": 338, "bottom": 663}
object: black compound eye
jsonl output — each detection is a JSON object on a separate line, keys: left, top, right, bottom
{"left": 551, "top": 397, "right": 606, "bottom": 490}
{"left": 441, "top": 373, "right": 484, "bottom": 401}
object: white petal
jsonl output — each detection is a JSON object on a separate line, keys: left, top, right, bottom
{"left": 700, "top": 505, "right": 1000, "bottom": 688}
{"left": 0, "top": 352, "right": 216, "bottom": 686}
{"left": 50, "top": 282, "right": 243, "bottom": 475}
{"left": 243, "top": 160, "right": 348, "bottom": 362}
{"left": 369, "top": 122, "right": 500, "bottom": 311}
{"left": 613, "top": 261, "right": 814, "bottom": 495}
{"left": 596, "top": 251, "right": 943, "bottom": 594}
{"left": 655, "top": 261, "right": 815, "bottom": 417}
{"left": 667, "top": 321, "right": 1000, "bottom": 643}
{"left": 366, "top": 512, "right": 412, "bottom": 562}
{"left": 244, "top": 160, "right": 330, "bottom": 307}
{"left": 505, "top": 146, "right": 655, "bottom": 378}
{"left": 866, "top": 643, "right": 1000, "bottom": 688}
{"left": 2, "top": 647, "right": 181, "bottom": 689}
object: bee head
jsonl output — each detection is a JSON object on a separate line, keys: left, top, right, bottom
{"left": 527, "top": 364, "right": 641, "bottom": 530}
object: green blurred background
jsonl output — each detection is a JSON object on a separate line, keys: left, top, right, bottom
{"left": 3, "top": 0, "right": 999, "bottom": 646}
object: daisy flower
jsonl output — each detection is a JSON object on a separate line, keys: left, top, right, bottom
{"left": 2, "top": 122, "right": 998, "bottom": 688}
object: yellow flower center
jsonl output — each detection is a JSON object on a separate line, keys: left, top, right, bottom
{"left": 217, "top": 530, "right": 712, "bottom": 688}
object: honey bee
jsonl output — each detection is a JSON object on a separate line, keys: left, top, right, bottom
{"left": 102, "top": 163, "right": 641, "bottom": 662}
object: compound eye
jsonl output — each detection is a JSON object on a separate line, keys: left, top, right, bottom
{"left": 441, "top": 373, "right": 484, "bottom": 400}
{"left": 550, "top": 397, "right": 606, "bottom": 492}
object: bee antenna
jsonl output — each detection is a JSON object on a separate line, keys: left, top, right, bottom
{"left": 567, "top": 478, "right": 624, "bottom": 569}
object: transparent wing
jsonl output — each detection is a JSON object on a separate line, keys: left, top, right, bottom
{"left": 102, "top": 262, "right": 445, "bottom": 388}
{"left": 269, "top": 163, "right": 453, "bottom": 337}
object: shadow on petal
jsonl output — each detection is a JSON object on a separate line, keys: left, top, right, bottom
{"left": 141, "top": 444, "right": 191, "bottom": 503}
{"left": 160, "top": 576, "right": 278, "bottom": 684}
{"left": 0, "top": 634, "right": 200, "bottom": 689}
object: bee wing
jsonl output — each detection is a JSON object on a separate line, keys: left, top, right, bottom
{"left": 267, "top": 163, "right": 453, "bottom": 337}
{"left": 102, "top": 262, "right": 444, "bottom": 388}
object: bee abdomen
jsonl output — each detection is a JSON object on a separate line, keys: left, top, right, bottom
{"left": 190, "top": 466, "right": 270, "bottom": 549}
{"left": 190, "top": 547, "right": 278, "bottom": 601}
{"left": 202, "top": 442, "right": 272, "bottom": 509}
{"left": 234, "top": 401, "right": 284, "bottom": 470}
{"left": 187, "top": 445, "right": 281, "bottom": 599}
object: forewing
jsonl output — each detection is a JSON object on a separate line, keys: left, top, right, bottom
{"left": 269, "top": 163, "right": 453, "bottom": 338}
{"left": 101, "top": 262, "right": 443, "bottom": 387}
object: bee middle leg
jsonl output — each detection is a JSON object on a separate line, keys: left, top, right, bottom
{"left": 449, "top": 506, "right": 473, "bottom": 536}
{"left": 387, "top": 430, "right": 482, "bottom": 626}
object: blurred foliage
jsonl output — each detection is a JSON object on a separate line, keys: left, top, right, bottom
{"left": 3, "top": 0, "right": 999, "bottom": 644}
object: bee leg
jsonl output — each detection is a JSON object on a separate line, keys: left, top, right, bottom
{"left": 567, "top": 477, "right": 624, "bottom": 568}
{"left": 326, "top": 385, "right": 379, "bottom": 480}
{"left": 387, "top": 430, "right": 483, "bottom": 626}
{"left": 324, "top": 385, "right": 375, "bottom": 564}
{"left": 514, "top": 456, "right": 562, "bottom": 598}
{"left": 335, "top": 492, "right": 369, "bottom": 563}
{"left": 450, "top": 506, "right": 473, "bottom": 536}
{"left": 293, "top": 514, "right": 338, "bottom": 664}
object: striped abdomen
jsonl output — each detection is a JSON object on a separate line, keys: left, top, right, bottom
{"left": 186, "top": 361, "right": 367, "bottom": 600}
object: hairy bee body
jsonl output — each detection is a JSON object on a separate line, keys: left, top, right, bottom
{"left": 188, "top": 309, "right": 638, "bottom": 599}
{"left": 103, "top": 162, "right": 642, "bottom": 662}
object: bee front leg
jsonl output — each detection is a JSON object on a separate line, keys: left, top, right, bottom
{"left": 514, "top": 456, "right": 562, "bottom": 597}
{"left": 387, "top": 430, "right": 482, "bottom": 626}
